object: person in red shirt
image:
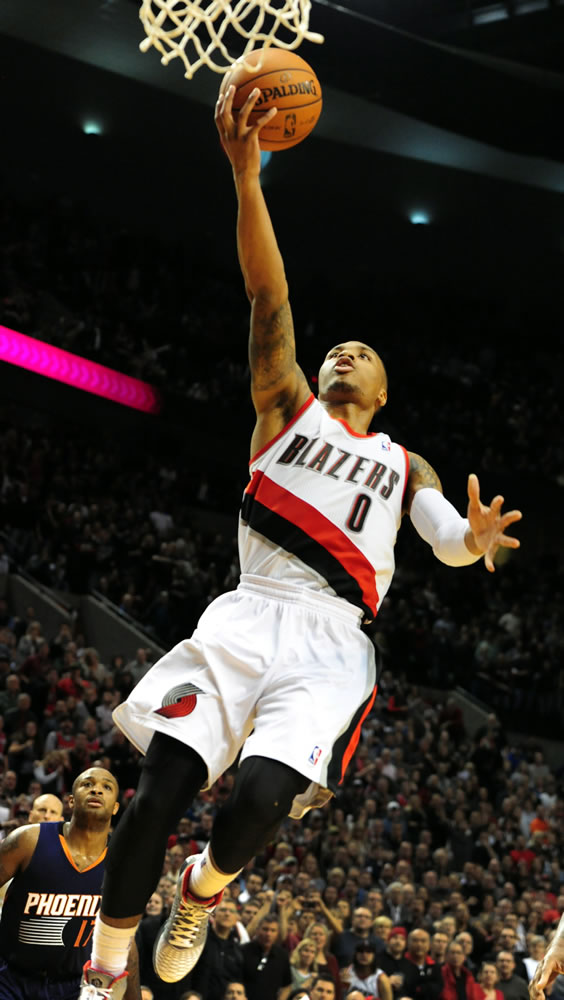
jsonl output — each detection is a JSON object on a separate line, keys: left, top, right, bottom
{"left": 439, "top": 941, "right": 478, "bottom": 1000}
{"left": 474, "top": 962, "right": 504, "bottom": 1000}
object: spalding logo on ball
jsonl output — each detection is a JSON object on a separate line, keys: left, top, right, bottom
{"left": 221, "top": 46, "right": 323, "bottom": 151}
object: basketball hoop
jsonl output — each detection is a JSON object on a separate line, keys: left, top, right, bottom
{"left": 138, "top": 0, "right": 324, "bottom": 79}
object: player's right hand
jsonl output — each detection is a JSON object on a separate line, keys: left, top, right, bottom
{"left": 215, "top": 85, "right": 277, "bottom": 178}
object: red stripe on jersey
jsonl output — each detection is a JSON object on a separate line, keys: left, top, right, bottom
{"left": 249, "top": 394, "right": 315, "bottom": 465}
{"left": 339, "top": 684, "right": 378, "bottom": 785}
{"left": 254, "top": 474, "right": 379, "bottom": 617}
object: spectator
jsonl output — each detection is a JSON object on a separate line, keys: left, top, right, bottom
{"left": 309, "top": 976, "right": 337, "bottom": 1000}
{"left": 522, "top": 936, "right": 545, "bottom": 982}
{"left": 190, "top": 898, "right": 244, "bottom": 1000}
{"left": 494, "top": 953, "right": 529, "bottom": 1000}
{"left": 334, "top": 907, "right": 385, "bottom": 968}
{"left": 379, "top": 927, "right": 416, "bottom": 999}
{"left": 289, "top": 936, "right": 319, "bottom": 993}
{"left": 439, "top": 941, "right": 477, "bottom": 1000}
{"left": 306, "top": 920, "right": 341, "bottom": 996}
{"left": 240, "top": 916, "right": 291, "bottom": 1000}
{"left": 405, "top": 929, "right": 443, "bottom": 1000}
{"left": 474, "top": 962, "right": 504, "bottom": 1000}
{"left": 341, "top": 942, "right": 393, "bottom": 999}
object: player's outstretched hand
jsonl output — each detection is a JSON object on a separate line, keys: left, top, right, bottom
{"left": 215, "top": 84, "right": 277, "bottom": 177}
{"left": 529, "top": 949, "right": 564, "bottom": 1000}
{"left": 466, "top": 473, "right": 522, "bottom": 572}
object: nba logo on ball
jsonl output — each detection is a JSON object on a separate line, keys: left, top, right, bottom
{"left": 309, "top": 746, "right": 323, "bottom": 766}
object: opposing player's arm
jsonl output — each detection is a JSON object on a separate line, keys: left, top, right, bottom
{"left": 405, "top": 453, "right": 521, "bottom": 571}
{"left": 0, "top": 824, "right": 40, "bottom": 886}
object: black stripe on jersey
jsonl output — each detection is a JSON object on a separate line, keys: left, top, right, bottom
{"left": 244, "top": 498, "right": 374, "bottom": 621}
{"left": 327, "top": 682, "right": 378, "bottom": 791}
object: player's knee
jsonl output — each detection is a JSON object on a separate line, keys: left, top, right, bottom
{"left": 230, "top": 757, "right": 308, "bottom": 824}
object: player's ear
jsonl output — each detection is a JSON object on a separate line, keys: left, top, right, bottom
{"left": 377, "top": 387, "right": 387, "bottom": 409}
{"left": 68, "top": 795, "right": 74, "bottom": 811}
{"left": 112, "top": 801, "right": 120, "bottom": 816}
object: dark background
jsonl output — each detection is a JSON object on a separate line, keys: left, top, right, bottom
{"left": 1, "top": 0, "right": 563, "bottom": 554}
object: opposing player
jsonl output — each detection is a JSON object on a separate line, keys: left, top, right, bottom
{"left": 0, "top": 767, "right": 140, "bottom": 999}
{"left": 79, "top": 87, "right": 521, "bottom": 997}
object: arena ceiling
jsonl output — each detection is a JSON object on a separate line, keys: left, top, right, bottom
{"left": 1, "top": 0, "right": 564, "bottom": 196}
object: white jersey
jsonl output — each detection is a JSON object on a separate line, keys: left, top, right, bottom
{"left": 239, "top": 394, "right": 409, "bottom": 622}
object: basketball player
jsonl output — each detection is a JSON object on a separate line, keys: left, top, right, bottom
{"left": 79, "top": 87, "right": 521, "bottom": 997}
{"left": 0, "top": 767, "right": 140, "bottom": 999}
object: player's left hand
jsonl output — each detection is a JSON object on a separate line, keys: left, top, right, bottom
{"left": 466, "top": 473, "right": 522, "bottom": 572}
{"left": 529, "top": 951, "right": 564, "bottom": 1000}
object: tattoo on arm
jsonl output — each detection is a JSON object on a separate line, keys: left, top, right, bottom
{"left": 249, "top": 299, "right": 296, "bottom": 393}
{"left": 404, "top": 451, "right": 443, "bottom": 513}
{"left": 0, "top": 826, "right": 30, "bottom": 886}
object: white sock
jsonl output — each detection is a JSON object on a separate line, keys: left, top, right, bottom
{"left": 188, "top": 845, "right": 241, "bottom": 900}
{"left": 90, "top": 918, "right": 139, "bottom": 978}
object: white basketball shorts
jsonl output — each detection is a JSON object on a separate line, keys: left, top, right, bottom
{"left": 113, "top": 574, "right": 377, "bottom": 800}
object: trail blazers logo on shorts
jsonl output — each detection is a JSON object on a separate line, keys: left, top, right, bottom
{"left": 155, "top": 683, "right": 204, "bottom": 719}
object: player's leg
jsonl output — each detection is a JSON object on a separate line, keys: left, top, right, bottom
{"left": 82, "top": 732, "right": 207, "bottom": 995}
{"left": 153, "top": 754, "right": 308, "bottom": 982}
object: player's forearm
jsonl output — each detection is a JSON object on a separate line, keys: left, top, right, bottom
{"left": 124, "top": 938, "right": 142, "bottom": 1000}
{"left": 545, "top": 913, "right": 564, "bottom": 957}
{"left": 235, "top": 170, "right": 288, "bottom": 305}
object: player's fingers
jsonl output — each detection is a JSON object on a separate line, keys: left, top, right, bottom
{"left": 222, "top": 83, "right": 236, "bottom": 117}
{"left": 237, "top": 86, "right": 262, "bottom": 129}
{"left": 251, "top": 106, "right": 278, "bottom": 132}
{"left": 214, "top": 87, "right": 235, "bottom": 136}
{"left": 467, "top": 473, "right": 480, "bottom": 504}
{"left": 490, "top": 494, "right": 504, "bottom": 513}
{"left": 501, "top": 509, "right": 522, "bottom": 527}
{"left": 484, "top": 548, "right": 496, "bottom": 572}
{"left": 498, "top": 534, "right": 521, "bottom": 549}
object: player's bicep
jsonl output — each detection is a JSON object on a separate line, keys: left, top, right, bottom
{"left": 0, "top": 825, "right": 38, "bottom": 885}
{"left": 403, "top": 451, "right": 443, "bottom": 514}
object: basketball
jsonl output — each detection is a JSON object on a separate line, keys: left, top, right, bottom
{"left": 221, "top": 46, "right": 322, "bottom": 151}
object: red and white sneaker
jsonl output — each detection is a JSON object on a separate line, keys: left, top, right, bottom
{"left": 78, "top": 962, "right": 128, "bottom": 999}
{"left": 153, "top": 856, "right": 223, "bottom": 982}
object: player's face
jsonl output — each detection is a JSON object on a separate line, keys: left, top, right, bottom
{"left": 318, "top": 342, "right": 387, "bottom": 411}
{"left": 70, "top": 768, "right": 119, "bottom": 824}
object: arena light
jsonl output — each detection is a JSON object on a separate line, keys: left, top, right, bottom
{"left": 0, "top": 326, "right": 161, "bottom": 414}
{"left": 82, "top": 121, "right": 103, "bottom": 135}
{"left": 409, "top": 210, "right": 431, "bottom": 225}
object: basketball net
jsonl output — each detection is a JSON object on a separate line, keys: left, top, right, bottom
{"left": 138, "top": 0, "right": 324, "bottom": 79}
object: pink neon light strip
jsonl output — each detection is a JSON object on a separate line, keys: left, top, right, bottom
{"left": 0, "top": 326, "right": 161, "bottom": 414}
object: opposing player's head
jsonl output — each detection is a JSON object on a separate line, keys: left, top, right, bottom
{"left": 29, "top": 793, "right": 64, "bottom": 823}
{"left": 70, "top": 767, "right": 119, "bottom": 828}
{"left": 318, "top": 341, "right": 388, "bottom": 416}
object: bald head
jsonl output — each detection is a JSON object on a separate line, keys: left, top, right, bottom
{"left": 29, "top": 793, "right": 64, "bottom": 823}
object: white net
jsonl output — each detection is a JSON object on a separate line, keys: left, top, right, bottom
{"left": 138, "top": 0, "right": 324, "bottom": 79}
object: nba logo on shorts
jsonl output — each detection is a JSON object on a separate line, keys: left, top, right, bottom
{"left": 308, "top": 746, "right": 322, "bottom": 766}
